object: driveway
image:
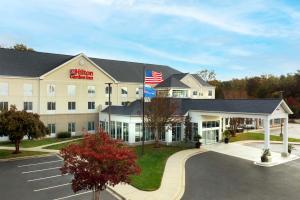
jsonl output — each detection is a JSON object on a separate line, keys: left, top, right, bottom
{"left": 182, "top": 151, "right": 300, "bottom": 200}
{"left": 0, "top": 155, "right": 118, "bottom": 200}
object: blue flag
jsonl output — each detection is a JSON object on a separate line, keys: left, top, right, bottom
{"left": 144, "top": 85, "right": 156, "bottom": 98}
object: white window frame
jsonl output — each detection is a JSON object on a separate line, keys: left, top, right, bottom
{"left": 0, "top": 102, "right": 8, "bottom": 111}
{"left": 68, "top": 122, "right": 76, "bottom": 135}
{"left": 88, "top": 101, "right": 95, "bottom": 110}
{"left": 0, "top": 82, "right": 8, "bottom": 96}
{"left": 23, "top": 84, "right": 33, "bottom": 96}
{"left": 208, "top": 90, "right": 213, "bottom": 97}
{"left": 23, "top": 101, "right": 33, "bottom": 112}
{"left": 68, "top": 101, "right": 76, "bottom": 111}
{"left": 88, "top": 121, "right": 95, "bottom": 132}
{"left": 121, "top": 87, "right": 128, "bottom": 97}
{"left": 47, "top": 124, "right": 56, "bottom": 135}
{"left": 47, "top": 84, "right": 55, "bottom": 97}
{"left": 88, "top": 86, "right": 96, "bottom": 97}
{"left": 67, "top": 85, "right": 76, "bottom": 97}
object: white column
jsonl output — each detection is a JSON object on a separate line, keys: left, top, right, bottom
{"left": 218, "top": 118, "right": 222, "bottom": 142}
{"left": 283, "top": 117, "right": 289, "bottom": 155}
{"left": 128, "top": 123, "right": 135, "bottom": 144}
{"left": 264, "top": 117, "right": 270, "bottom": 149}
{"left": 222, "top": 117, "right": 226, "bottom": 132}
{"left": 165, "top": 125, "right": 172, "bottom": 145}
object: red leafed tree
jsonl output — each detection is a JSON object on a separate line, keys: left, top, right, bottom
{"left": 60, "top": 131, "right": 140, "bottom": 200}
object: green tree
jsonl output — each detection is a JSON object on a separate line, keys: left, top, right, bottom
{"left": 12, "top": 43, "right": 34, "bottom": 51}
{"left": 184, "top": 114, "right": 192, "bottom": 142}
{"left": 0, "top": 105, "right": 48, "bottom": 153}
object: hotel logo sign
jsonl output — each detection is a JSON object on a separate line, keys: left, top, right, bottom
{"left": 70, "top": 69, "right": 93, "bottom": 80}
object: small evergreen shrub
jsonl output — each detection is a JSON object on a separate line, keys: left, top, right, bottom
{"left": 56, "top": 132, "right": 71, "bottom": 138}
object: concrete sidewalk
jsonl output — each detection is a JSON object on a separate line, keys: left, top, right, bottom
{"left": 110, "top": 148, "right": 207, "bottom": 200}
{"left": 204, "top": 142, "right": 299, "bottom": 167}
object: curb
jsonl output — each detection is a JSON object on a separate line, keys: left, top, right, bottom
{"left": 0, "top": 152, "right": 56, "bottom": 162}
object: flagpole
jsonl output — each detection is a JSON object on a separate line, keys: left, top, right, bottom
{"left": 142, "top": 65, "right": 145, "bottom": 156}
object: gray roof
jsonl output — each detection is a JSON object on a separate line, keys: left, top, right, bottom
{"left": 0, "top": 48, "right": 180, "bottom": 82}
{"left": 155, "top": 73, "right": 212, "bottom": 89}
{"left": 102, "top": 98, "right": 283, "bottom": 116}
{"left": 155, "top": 76, "right": 190, "bottom": 88}
{"left": 0, "top": 48, "right": 74, "bottom": 77}
{"left": 191, "top": 74, "right": 212, "bottom": 87}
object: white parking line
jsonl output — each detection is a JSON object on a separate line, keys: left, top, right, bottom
{"left": 27, "top": 174, "right": 69, "bottom": 182}
{"left": 52, "top": 191, "right": 92, "bottom": 200}
{"left": 22, "top": 166, "right": 61, "bottom": 174}
{"left": 34, "top": 183, "right": 71, "bottom": 192}
{"left": 18, "top": 160, "right": 62, "bottom": 168}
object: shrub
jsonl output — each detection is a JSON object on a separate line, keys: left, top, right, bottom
{"left": 57, "top": 132, "right": 71, "bottom": 139}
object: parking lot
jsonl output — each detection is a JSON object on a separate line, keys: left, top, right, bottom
{"left": 0, "top": 155, "right": 118, "bottom": 200}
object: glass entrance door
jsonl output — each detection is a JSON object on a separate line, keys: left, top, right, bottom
{"left": 203, "top": 130, "right": 218, "bottom": 144}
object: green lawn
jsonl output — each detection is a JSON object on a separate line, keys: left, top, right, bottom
{"left": 0, "top": 149, "right": 49, "bottom": 159}
{"left": 130, "top": 144, "right": 191, "bottom": 191}
{"left": 0, "top": 136, "right": 82, "bottom": 148}
{"left": 43, "top": 139, "right": 83, "bottom": 150}
{"left": 43, "top": 140, "right": 191, "bottom": 191}
{"left": 230, "top": 132, "right": 300, "bottom": 143}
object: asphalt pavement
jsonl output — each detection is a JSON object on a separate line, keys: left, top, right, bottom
{"left": 0, "top": 155, "right": 118, "bottom": 200}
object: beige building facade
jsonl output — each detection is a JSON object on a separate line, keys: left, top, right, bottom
{"left": 0, "top": 49, "right": 215, "bottom": 138}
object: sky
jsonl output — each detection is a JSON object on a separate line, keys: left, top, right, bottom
{"left": 0, "top": 0, "right": 299, "bottom": 80}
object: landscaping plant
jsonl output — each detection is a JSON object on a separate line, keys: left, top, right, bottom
{"left": 223, "top": 130, "right": 231, "bottom": 144}
{"left": 0, "top": 105, "right": 49, "bottom": 154}
{"left": 288, "top": 144, "right": 295, "bottom": 154}
{"left": 60, "top": 130, "right": 140, "bottom": 200}
{"left": 194, "top": 134, "right": 202, "bottom": 148}
{"left": 261, "top": 149, "right": 271, "bottom": 162}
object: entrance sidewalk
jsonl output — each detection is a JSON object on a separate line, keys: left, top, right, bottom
{"left": 110, "top": 148, "right": 207, "bottom": 200}
{"left": 204, "top": 142, "right": 299, "bottom": 167}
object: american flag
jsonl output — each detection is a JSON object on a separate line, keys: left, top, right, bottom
{"left": 145, "top": 70, "right": 163, "bottom": 84}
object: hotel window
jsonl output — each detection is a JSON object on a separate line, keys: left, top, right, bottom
{"left": 121, "top": 87, "right": 128, "bottom": 97}
{"left": 105, "top": 86, "right": 112, "bottom": 95}
{"left": 121, "top": 101, "right": 128, "bottom": 106}
{"left": 68, "top": 102, "right": 76, "bottom": 110}
{"left": 47, "top": 84, "right": 55, "bottom": 96}
{"left": 208, "top": 90, "right": 213, "bottom": 96}
{"left": 0, "top": 102, "right": 8, "bottom": 111}
{"left": 172, "top": 90, "right": 188, "bottom": 98}
{"left": 68, "top": 122, "right": 75, "bottom": 133}
{"left": 105, "top": 101, "right": 112, "bottom": 106}
{"left": 23, "top": 102, "right": 33, "bottom": 111}
{"left": 47, "top": 102, "right": 56, "bottom": 110}
{"left": 116, "top": 122, "right": 122, "bottom": 139}
{"left": 67, "top": 85, "right": 76, "bottom": 97}
{"left": 110, "top": 121, "right": 116, "bottom": 138}
{"left": 88, "top": 101, "right": 95, "bottom": 110}
{"left": 23, "top": 84, "right": 33, "bottom": 96}
{"left": 135, "top": 123, "right": 142, "bottom": 142}
{"left": 47, "top": 124, "right": 56, "bottom": 134}
{"left": 159, "top": 126, "right": 166, "bottom": 141}
{"left": 0, "top": 82, "right": 8, "bottom": 96}
{"left": 193, "top": 91, "right": 197, "bottom": 96}
{"left": 172, "top": 123, "right": 181, "bottom": 141}
{"left": 88, "top": 121, "right": 95, "bottom": 131}
{"left": 123, "top": 123, "right": 129, "bottom": 142}
{"left": 88, "top": 86, "right": 96, "bottom": 97}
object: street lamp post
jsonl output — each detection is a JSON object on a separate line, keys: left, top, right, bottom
{"left": 105, "top": 83, "right": 112, "bottom": 136}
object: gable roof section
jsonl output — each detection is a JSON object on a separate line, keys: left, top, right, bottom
{"left": 91, "top": 57, "right": 180, "bottom": 82}
{"left": 191, "top": 74, "right": 212, "bottom": 87}
{"left": 0, "top": 48, "right": 73, "bottom": 77}
{"left": 102, "top": 98, "right": 287, "bottom": 116}
{"left": 0, "top": 48, "right": 181, "bottom": 82}
{"left": 155, "top": 76, "right": 190, "bottom": 88}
